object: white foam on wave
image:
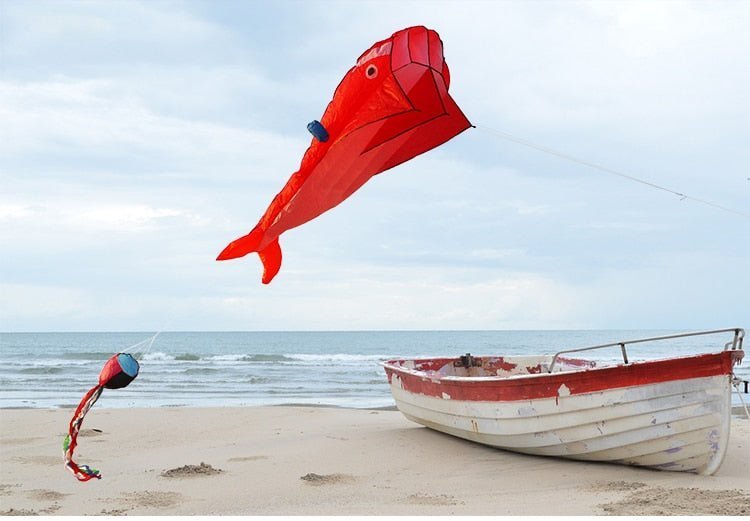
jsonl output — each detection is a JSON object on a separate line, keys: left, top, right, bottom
{"left": 287, "top": 353, "right": 391, "bottom": 362}
{"left": 141, "top": 351, "right": 175, "bottom": 361}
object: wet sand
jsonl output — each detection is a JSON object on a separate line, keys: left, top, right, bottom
{"left": 1, "top": 406, "right": 748, "bottom": 515}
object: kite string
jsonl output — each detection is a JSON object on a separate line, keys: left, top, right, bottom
{"left": 473, "top": 124, "right": 750, "bottom": 220}
{"left": 129, "top": 331, "right": 160, "bottom": 361}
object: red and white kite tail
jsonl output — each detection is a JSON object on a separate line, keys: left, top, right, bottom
{"left": 63, "top": 385, "right": 104, "bottom": 481}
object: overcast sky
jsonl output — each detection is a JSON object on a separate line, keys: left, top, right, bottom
{"left": 1, "top": 0, "right": 748, "bottom": 332}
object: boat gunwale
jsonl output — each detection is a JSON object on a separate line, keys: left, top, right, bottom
{"left": 381, "top": 327, "right": 745, "bottom": 386}
{"left": 380, "top": 350, "right": 742, "bottom": 385}
{"left": 381, "top": 351, "right": 743, "bottom": 406}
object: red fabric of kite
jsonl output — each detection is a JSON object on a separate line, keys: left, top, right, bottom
{"left": 217, "top": 26, "right": 471, "bottom": 283}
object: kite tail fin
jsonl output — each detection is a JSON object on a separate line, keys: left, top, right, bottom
{"left": 64, "top": 384, "right": 104, "bottom": 482}
{"left": 216, "top": 228, "right": 264, "bottom": 261}
{"left": 258, "top": 238, "right": 282, "bottom": 284}
{"left": 216, "top": 228, "right": 282, "bottom": 283}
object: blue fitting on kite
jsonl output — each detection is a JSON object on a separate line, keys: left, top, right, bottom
{"left": 307, "top": 120, "right": 329, "bottom": 142}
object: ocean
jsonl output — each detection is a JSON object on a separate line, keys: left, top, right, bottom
{"left": 1, "top": 330, "right": 747, "bottom": 410}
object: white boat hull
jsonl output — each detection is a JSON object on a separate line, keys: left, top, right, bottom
{"left": 388, "top": 373, "right": 731, "bottom": 474}
{"left": 383, "top": 341, "right": 744, "bottom": 475}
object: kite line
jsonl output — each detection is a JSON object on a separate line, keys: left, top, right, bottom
{"left": 474, "top": 125, "right": 750, "bottom": 220}
{"left": 130, "top": 331, "right": 160, "bottom": 361}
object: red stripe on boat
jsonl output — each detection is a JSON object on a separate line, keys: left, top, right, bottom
{"left": 384, "top": 351, "right": 742, "bottom": 402}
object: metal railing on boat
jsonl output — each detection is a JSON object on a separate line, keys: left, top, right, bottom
{"left": 547, "top": 327, "right": 745, "bottom": 373}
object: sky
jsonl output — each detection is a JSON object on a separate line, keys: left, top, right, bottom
{"left": 1, "top": 0, "right": 748, "bottom": 332}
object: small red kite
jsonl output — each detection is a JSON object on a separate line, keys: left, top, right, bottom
{"left": 63, "top": 353, "right": 139, "bottom": 481}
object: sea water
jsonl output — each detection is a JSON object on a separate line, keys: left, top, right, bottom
{"left": 0, "top": 330, "right": 747, "bottom": 409}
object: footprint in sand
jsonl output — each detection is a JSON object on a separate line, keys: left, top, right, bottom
{"left": 1, "top": 508, "right": 39, "bottom": 516}
{"left": 587, "top": 480, "right": 648, "bottom": 492}
{"left": 402, "top": 492, "right": 464, "bottom": 506}
{"left": 160, "top": 462, "right": 223, "bottom": 478}
{"left": 600, "top": 487, "right": 750, "bottom": 516}
{"left": 1, "top": 437, "right": 43, "bottom": 446}
{"left": 11, "top": 455, "right": 66, "bottom": 467}
{"left": 325, "top": 435, "right": 349, "bottom": 441}
{"left": 78, "top": 428, "right": 104, "bottom": 437}
{"left": 20, "top": 489, "right": 67, "bottom": 515}
{"left": 26, "top": 489, "right": 68, "bottom": 501}
{"left": 0, "top": 484, "right": 21, "bottom": 496}
{"left": 227, "top": 455, "right": 268, "bottom": 462}
{"left": 120, "top": 491, "right": 184, "bottom": 509}
{"left": 299, "top": 473, "right": 356, "bottom": 485}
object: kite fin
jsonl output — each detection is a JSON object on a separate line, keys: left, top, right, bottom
{"left": 216, "top": 228, "right": 263, "bottom": 261}
{"left": 217, "top": 228, "right": 281, "bottom": 283}
{"left": 258, "top": 238, "right": 282, "bottom": 284}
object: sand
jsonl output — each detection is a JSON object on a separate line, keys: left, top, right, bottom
{"left": 0, "top": 406, "right": 748, "bottom": 516}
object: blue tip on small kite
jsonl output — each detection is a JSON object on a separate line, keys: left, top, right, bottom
{"left": 117, "top": 353, "right": 140, "bottom": 378}
{"left": 307, "top": 120, "right": 329, "bottom": 142}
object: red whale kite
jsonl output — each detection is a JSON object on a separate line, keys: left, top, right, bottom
{"left": 217, "top": 26, "right": 471, "bottom": 283}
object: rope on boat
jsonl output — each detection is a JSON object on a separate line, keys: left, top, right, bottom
{"left": 473, "top": 125, "right": 750, "bottom": 221}
{"left": 732, "top": 376, "right": 750, "bottom": 420}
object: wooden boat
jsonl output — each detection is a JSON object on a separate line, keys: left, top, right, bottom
{"left": 382, "top": 328, "right": 745, "bottom": 475}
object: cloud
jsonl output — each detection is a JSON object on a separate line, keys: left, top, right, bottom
{"left": 0, "top": 284, "right": 90, "bottom": 326}
{"left": 2, "top": 201, "right": 195, "bottom": 234}
{"left": 0, "top": 77, "right": 303, "bottom": 184}
{"left": 1, "top": 1, "right": 748, "bottom": 331}
{"left": 2, "top": 0, "right": 242, "bottom": 72}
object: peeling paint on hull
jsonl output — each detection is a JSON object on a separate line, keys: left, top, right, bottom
{"left": 383, "top": 351, "right": 742, "bottom": 475}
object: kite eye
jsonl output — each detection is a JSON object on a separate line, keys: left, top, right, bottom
{"left": 365, "top": 64, "right": 378, "bottom": 79}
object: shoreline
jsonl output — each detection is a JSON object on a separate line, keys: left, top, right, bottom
{"left": 0, "top": 402, "right": 401, "bottom": 412}
{"left": 1, "top": 402, "right": 746, "bottom": 416}
{"left": 1, "top": 405, "right": 749, "bottom": 515}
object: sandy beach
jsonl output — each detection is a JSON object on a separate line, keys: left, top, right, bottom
{"left": 1, "top": 406, "right": 748, "bottom": 516}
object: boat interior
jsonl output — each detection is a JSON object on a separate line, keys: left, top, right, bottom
{"left": 385, "top": 329, "right": 745, "bottom": 381}
{"left": 387, "top": 329, "right": 746, "bottom": 379}
{"left": 390, "top": 354, "right": 597, "bottom": 378}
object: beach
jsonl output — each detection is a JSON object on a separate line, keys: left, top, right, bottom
{"left": 1, "top": 406, "right": 749, "bottom": 516}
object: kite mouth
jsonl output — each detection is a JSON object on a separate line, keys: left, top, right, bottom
{"left": 390, "top": 26, "right": 446, "bottom": 75}
{"left": 117, "top": 353, "right": 140, "bottom": 378}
